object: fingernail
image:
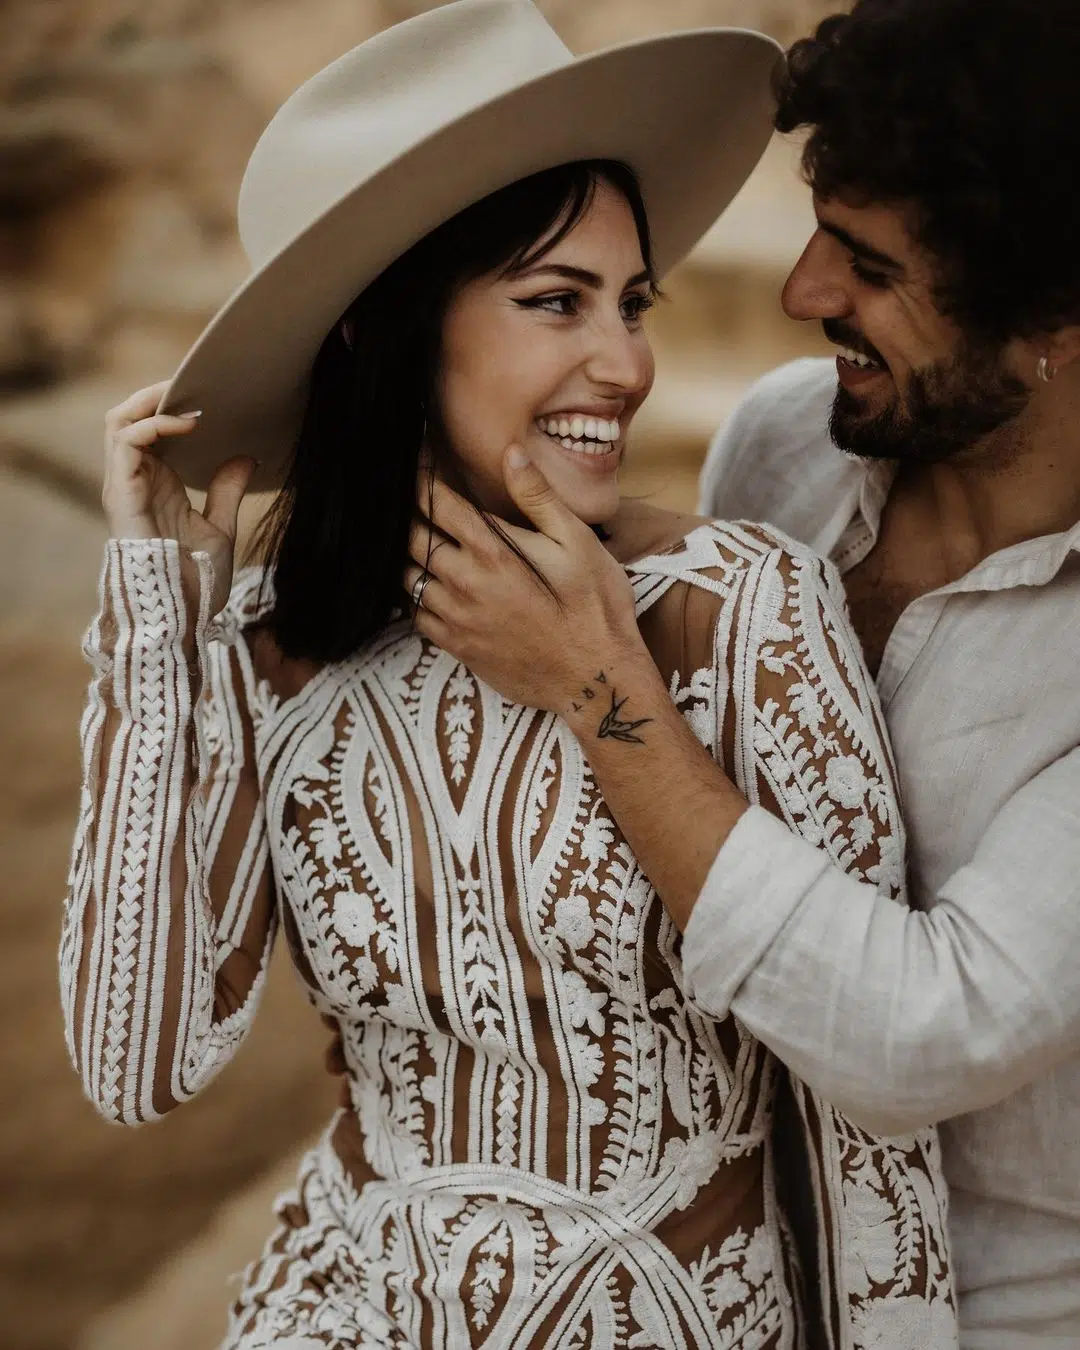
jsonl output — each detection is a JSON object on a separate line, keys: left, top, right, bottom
{"left": 507, "top": 445, "right": 529, "bottom": 470}
{"left": 179, "top": 410, "right": 202, "bottom": 419}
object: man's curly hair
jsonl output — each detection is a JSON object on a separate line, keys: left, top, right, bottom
{"left": 775, "top": 0, "right": 1080, "bottom": 343}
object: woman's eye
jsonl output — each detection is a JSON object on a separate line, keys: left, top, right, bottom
{"left": 621, "top": 292, "right": 655, "bottom": 322}
{"left": 849, "top": 259, "right": 890, "bottom": 290}
{"left": 517, "top": 292, "right": 579, "bottom": 316}
{"left": 515, "top": 290, "right": 655, "bottom": 321}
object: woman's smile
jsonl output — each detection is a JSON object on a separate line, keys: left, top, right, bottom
{"left": 532, "top": 411, "right": 623, "bottom": 472}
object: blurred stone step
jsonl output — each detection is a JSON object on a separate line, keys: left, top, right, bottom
{"left": 633, "top": 367, "right": 752, "bottom": 464}
{"left": 76, "top": 1141, "right": 316, "bottom": 1350}
{"left": 0, "top": 464, "right": 106, "bottom": 639}
{"left": 691, "top": 135, "right": 816, "bottom": 277}
{"left": 654, "top": 135, "right": 829, "bottom": 364}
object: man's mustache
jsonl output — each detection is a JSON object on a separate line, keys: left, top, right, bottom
{"left": 823, "top": 319, "right": 886, "bottom": 368}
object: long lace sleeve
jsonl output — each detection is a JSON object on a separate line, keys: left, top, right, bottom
{"left": 59, "top": 539, "right": 276, "bottom": 1126}
{"left": 666, "top": 524, "right": 955, "bottom": 1348}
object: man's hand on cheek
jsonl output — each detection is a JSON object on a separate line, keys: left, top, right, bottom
{"left": 404, "top": 446, "right": 648, "bottom": 715}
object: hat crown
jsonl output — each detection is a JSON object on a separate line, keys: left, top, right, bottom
{"left": 238, "top": 0, "right": 572, "bottom": 266}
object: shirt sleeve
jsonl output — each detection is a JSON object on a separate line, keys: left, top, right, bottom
{"left": 59, "top": 539, "right": 276, "bottom": 1125}
{"left": 683, "top": 585, "right": 1080, "bottom": 1137}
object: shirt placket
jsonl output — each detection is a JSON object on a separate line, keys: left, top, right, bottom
{"left": 875, "top": 547, "right": 1080, "bottom": 707}
{"left": 874, "top": 592, "right": 950, "bottom": 707}
{"left": 834, "top": 462, "right": 1080, "bottom": 708}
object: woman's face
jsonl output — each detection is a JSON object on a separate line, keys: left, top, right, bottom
{"left": 435, "top": 179, "right": 656, "bottom": 526}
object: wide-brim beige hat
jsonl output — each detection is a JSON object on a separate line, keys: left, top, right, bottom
{"left": 159, "top": 0, "right": 782, "bottom": 489}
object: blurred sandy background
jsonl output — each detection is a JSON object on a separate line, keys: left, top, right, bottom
{"left": 0, "top": 2, "right": 835, "bottom": 1346}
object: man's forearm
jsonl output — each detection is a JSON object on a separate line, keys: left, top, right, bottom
{"left": 562, "top": 638, "right": 748, "bottom": 929}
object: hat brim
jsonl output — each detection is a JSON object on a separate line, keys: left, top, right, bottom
{"left": 159, "top": 27, "right": 781, "bottom": 490}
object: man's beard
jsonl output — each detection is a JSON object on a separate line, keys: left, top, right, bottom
{"left": 829, "top": 339, "right": 1031, "bottom": 464}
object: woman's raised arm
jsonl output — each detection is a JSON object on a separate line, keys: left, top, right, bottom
{"left": 59, "top": 388, "right": 268, "bottom": 1125}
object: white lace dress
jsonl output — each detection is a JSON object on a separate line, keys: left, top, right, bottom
{"left": 61, "top": 521, "right": 954, "bottom": 1349}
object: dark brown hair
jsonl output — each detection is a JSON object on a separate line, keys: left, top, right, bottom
{"left": 775, "top": 0, "right": 1080, "bottom": 343}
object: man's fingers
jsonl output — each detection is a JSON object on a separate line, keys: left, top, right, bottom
{"left": 422, "top": 478, "right": 500, "bottom": 553}
{"left": 502, "top": 445, "right": 583, "bottom": 545}
{"left": 404, "top": 564, "right": 447, "bottom": 619}
{"left": 410, "top": 601, "right": 450, "bottom": 651}
{"left": 408, "top": 519, "right": 454, "bottom": 571}
{"left": 203, "top": 456, "right": 258, "bottom": 539}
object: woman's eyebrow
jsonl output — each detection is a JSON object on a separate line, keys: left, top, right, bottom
{"left": 518, "top": 264, "right": 652, "bottom": 289}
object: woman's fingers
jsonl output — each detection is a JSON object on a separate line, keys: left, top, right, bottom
{"left": 203, "top": 456, "right": 259, "bottom": 539}
{"left": 104, "top": 381, "right": 175, "bottom": 433}
{"left": 102, "top": 390, "right": 204, "bottom": 543}
{"left": 116, "top": 413, "right": 202, "bottom": 452}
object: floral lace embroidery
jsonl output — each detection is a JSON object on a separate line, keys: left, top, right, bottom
{"left": 64, "top": 524, "right": 955, "bottom": 1349}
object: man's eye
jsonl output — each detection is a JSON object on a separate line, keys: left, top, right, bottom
{"left": 850, "top": 259, "right": 890, "bottom": 289}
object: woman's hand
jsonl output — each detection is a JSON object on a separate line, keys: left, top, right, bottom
{"left": 102, "top": 382, "right": 258, "bottom": 616}
{"left": 406, "top": 447, "right": 649, "bottom": 715}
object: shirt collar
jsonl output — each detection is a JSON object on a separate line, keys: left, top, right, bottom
{"left": 840, "top": 456, "right": 1080, "bottom": 593}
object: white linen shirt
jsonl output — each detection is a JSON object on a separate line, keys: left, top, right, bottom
{"left": 692, "top": 357, "right": 1080, "bottom": 1349}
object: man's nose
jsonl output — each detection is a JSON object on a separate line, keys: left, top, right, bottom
{"left": 782, "top": 231, "right": 851, "bottom": 322}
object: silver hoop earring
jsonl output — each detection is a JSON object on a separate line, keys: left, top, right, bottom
{"left": 1037, "top": 356, "right": 1056, "bottom": 384}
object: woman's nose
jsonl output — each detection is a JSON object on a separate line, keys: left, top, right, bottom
{"left": 782, "top": 230, "right": 851, "bottom": 322}
{"left": 584, "top": 313, "right": 653, "bottom": 394}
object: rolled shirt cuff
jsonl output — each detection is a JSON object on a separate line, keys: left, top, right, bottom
{"left": 681, "top": 805, "right": 832, "bottom": 1018}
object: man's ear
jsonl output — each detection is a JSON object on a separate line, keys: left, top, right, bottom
{"left": 1044, "top": 324, "right": 1080, "bottom": 374}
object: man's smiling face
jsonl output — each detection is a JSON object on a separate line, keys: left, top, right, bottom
{"left": 781, "top": 195, "right": 1031, "bottom": 464}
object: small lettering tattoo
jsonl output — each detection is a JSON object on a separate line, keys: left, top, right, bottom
{"left": 582, "top": 687, "right": 596, "bottom": 701}
{"left": 595, "top": 671, "right": 608, "bottom": 684}
{"left": 572, "top": 702, "right": 583, "bottom": 713}
{"left": 597, "top": 690, "right": 652, "bottom": 745}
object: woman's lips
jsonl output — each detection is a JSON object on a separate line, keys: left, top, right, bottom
{"left": 534, "top": 425, "right": 621, "bottom": 474}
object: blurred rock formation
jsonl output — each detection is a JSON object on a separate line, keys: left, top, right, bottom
{"left": 0, "top": 0, "right": 831, "bottom": 393}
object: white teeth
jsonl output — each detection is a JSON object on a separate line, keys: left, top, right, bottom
{"left": 536, "top": 415, "right": 622, "bottom": 450}
{"left": 841, "top": 346, "right": 878, "bottom": 370}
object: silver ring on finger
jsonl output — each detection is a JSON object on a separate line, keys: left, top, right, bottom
{"left": 411, "top": 570, "right": 432, "bottom": 610}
